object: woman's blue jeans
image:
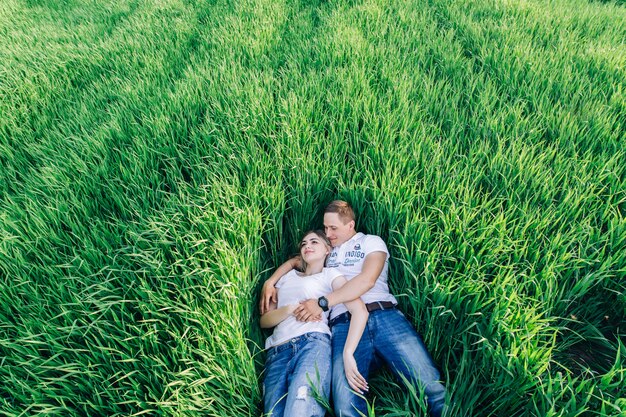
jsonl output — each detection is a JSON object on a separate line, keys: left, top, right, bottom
{"left": 331, "top": 309, "right": 446, "bottom": 417}
{"left": 263, "top": 332, "right": 331, "bottom": 417}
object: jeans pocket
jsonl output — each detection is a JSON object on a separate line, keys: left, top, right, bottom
{"left": 306, "top": 332, "right": 331, "bottom": 345}
{"left": 265, "top": 346, "right": 279, "bottom": 365}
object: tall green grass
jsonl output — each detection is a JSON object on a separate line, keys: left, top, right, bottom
{"left": 1, "top": 0, "right": 624, "bottom": 415}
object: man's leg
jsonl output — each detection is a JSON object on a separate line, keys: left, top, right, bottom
{"left": 331, "top": 319, "right": 374, "bottom": 417}
{"left": 372, "top": 309, "right": 446, "bottom": 417}
{"left": 284, "top": 333, "right": 332, "bottom": 417}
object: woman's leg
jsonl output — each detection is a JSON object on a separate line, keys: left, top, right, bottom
{"left": 263, "top": 346, "right": 291, "bottom": 417}
{"left": 284, "top": 333, "right": 332, "bottom": 417}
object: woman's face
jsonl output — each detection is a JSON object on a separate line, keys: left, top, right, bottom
{"left": 299, "top": 232, "right": 329, "bottom": 264}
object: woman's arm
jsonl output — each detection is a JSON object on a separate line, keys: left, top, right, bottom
{"left": 332, "top": 277, "right": 369, "bottom": 394}
{"left": 260, "top": 304, "right": 297, "bottom": 328}
{"left": 259, "top": 256, "right": 302, "bottom": 314}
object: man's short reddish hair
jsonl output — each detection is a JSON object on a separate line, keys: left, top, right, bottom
{"left": 324, "top": 200, "right": 355, "bottom": 224}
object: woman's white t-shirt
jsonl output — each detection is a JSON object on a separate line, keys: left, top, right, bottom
{"left": 265, "top": 268, "right": 343, "bottom": 349}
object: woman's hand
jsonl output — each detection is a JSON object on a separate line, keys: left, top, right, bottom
{"left": 343, "top": 353, "right": 368, "bottom": 394}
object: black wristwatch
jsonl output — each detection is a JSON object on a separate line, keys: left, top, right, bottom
{"left": 318, "top": 296, "right": 329, "bottom": 312}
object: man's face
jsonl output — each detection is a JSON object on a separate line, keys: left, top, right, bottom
{"left": 323, "top": 213, "right": 356, "bottom": 248}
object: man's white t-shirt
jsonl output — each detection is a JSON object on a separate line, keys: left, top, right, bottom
{"left": 265, "top": 268, "right": 343, "bottom": 349}
{"left": 326, "top": 232, "right": 398, "bottom": 319}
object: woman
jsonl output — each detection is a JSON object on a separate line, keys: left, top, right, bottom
{"left": 260, "top": 230, "right": 368, "bottom": 417}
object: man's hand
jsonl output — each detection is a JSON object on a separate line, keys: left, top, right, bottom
{"left": 344, "top": 354, "right": 368, "bottom": 394}
{"left": 259, "top": 280, "right": 278, "bottom": 314}
{"left": 293, "top": 299, "right": 323, "bottom": 322}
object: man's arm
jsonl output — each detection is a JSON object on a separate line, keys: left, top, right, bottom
{"left": 293, "top": 251, "right": 387, "bottom": 321}
{"left": 259, "top": 256, "right": 302, "bottom": 314}
{"left": 327, "top": 251, "right": 386, "bottom": 307}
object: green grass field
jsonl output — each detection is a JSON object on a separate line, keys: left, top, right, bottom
{"left": 1, "top": 0, "right": 625, "bottom": 415}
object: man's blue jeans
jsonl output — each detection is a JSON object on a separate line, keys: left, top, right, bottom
{"left": 263, "top": 332, "right": 331, "bottom": 417}
{"left": 331, "top": 309, "right": 446, "bottom": 417}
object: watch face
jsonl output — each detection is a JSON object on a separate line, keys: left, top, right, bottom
{"left": 318, "top": 296, "right": 329, "bottom": 310}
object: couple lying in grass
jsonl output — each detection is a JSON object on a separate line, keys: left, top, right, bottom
{"left": 259, "top": 200, "right": 447, "bottom": 417}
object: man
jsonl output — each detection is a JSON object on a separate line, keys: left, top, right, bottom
{"left": 260, "top": 200, "right": 446, "bottom": 417}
